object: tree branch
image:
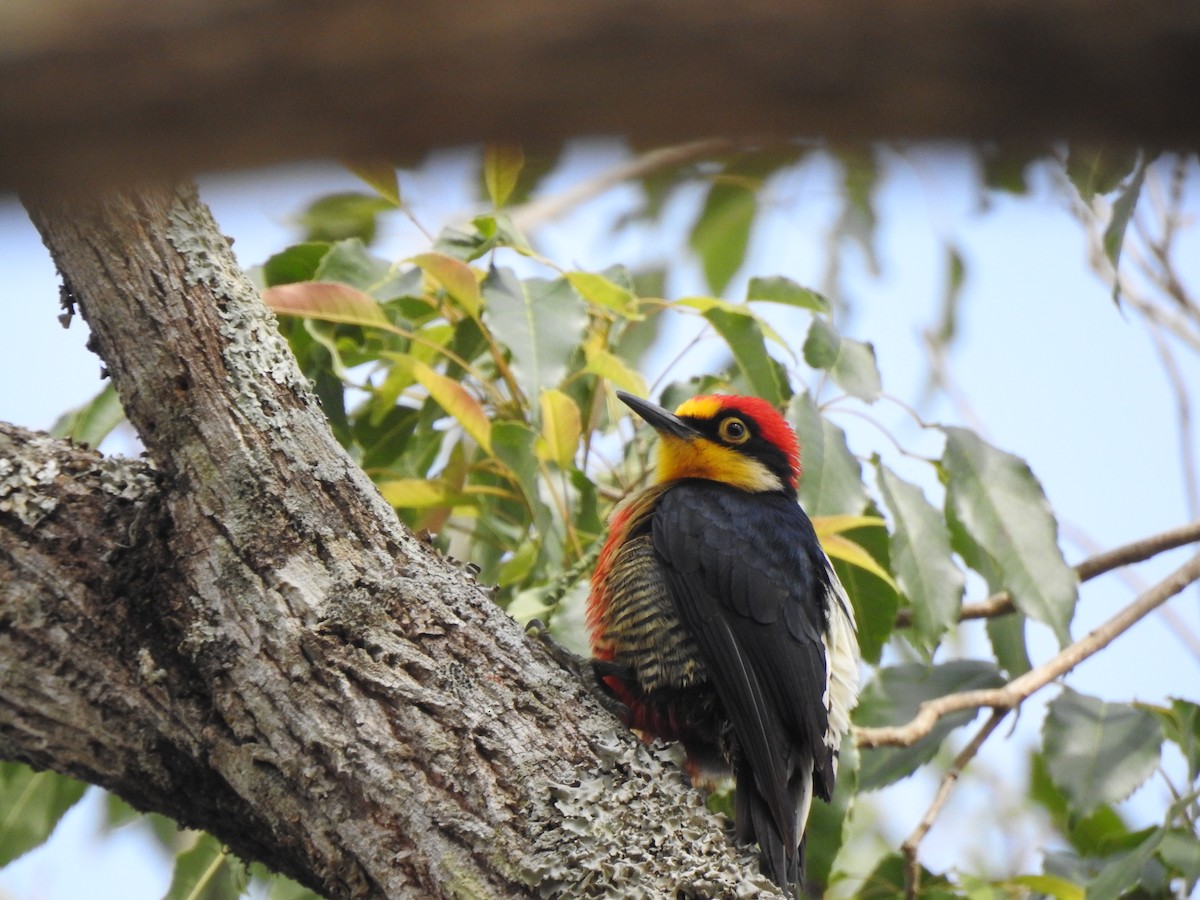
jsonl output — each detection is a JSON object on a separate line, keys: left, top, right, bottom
{"left": 857, "top": 550, "right": 1200, "bottom": 749}
{"left": 5, "top": 183, "right": 783, "bottom": 898}
{"left": 1074, "top": 519, "right": 1200, "bottom": 581}
{"left": 3, "top": 0, "right": 1200, "bottom": 190}
{"left": 900, "top": 710, "right": 1007, "bottom": 899}
{"left": 892, "top": 518, "right": 1200, "bottom": 628}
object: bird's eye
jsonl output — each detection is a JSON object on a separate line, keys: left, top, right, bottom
{"left": 719, "top": 417, "right": 750, "bottom": 444}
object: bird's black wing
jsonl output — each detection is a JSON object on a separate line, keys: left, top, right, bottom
{"left": 651, "top": 481, "right": 836, "bottom": 879}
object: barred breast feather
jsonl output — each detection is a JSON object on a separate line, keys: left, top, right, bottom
{"left": 603, "top": 534, "right": 706, "bottom": 693}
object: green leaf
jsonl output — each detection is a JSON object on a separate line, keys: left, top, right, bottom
{"left": 940, "top": 427, "right": 1077, "bottom": 646}
{"left": 295, "top": 192, "right": 393, "bottom": 244}
{"left": 1141, "top": 697, "right": 1200, "bottom": 782}
{"left": 432, "top": 223, "right": 492, "bottom": 262}
{"left": 788, "top": 391, "right": 869, "bottom": 517}
{"left": 498, "top": 540, "right": 540, "bottom": 589}
{"left": 483, "top": 143, "right": 525, "bottom": 207}
{"left": 50, "top": 382, "right": 125, "bottom": 448}
{"left": 875, "top": 462, "right": 964, "bottom": 653}
{"left": 978, "top": 145, "right": 1038, "bottom": 195}
{"left": 0, "top": 765, "right": 88, "bottom": 865}
{"left": 492, "top": 420, "right": 549, "bottom": 531}
{"left": 343, "top": 161, "right": 402, "bottom": 206}
{"left": 1102, "top": 153, "right": 1149, "bottom": 306}
{"left": 688, "top": 178, "right": 756, "bottom": 295}
{"left": 1043, "top": 688, "right": 1162, "bottom": 815}
{"left": 855, "top": 660, "right": 1005, "bottom": 791}
{"left": 482, "top": 268, "right": 588, "bottom": 399}
{"left": 702, "top": 307, "right": 785, "bottom": 406}
{"left": 312, "top": 238, "right": 391, "bottom": 290}
{"left": 387, "top": 355, "right": 492, "bottom": 453}
{"left": 1086, "top": 829, "right": 1169, "bottom": 900}
{"left": 858, "top": 853, "right": 955, "bottom": 899}
{"left": 410, "top": 252, "right": 482, "bottom": 316}
{"left": 1158, "top": 828, "right": 1200, "bottom": 889}
{"left": 536, "top": 388, "right": 582, "bottom": 467}
{"left": 372, "top": 267, "right": 426, "bottom": 310}
{"left": 802, "top": 316, "right": 882, "bottom": 403}
{"left": 835, "top": 148, "right": 881, "bottom": 275}
{"left": 471, "top": 212, "right": 531, "bottom": 253}
{"left": 933, "top": 242, "right": 965, "bottom": 348}
{"left": 261, "top": 242, "right": 331, "bottom": 287}
{"left": 986, "top": 610, "right": 1032, "bottom": 678}
{"left": 566, "top": 271, "right": 642, "bottom": 319}
{"left": 677, "top": 295, "right": 789, "bottom": 351}
{"left": 1065, "top": 146, "right": 1140, "bottom": 204}
{"left": 264, "top": 282, "right": 391, "bottom": 329}
{"left": 745, "top": 275, "right": 830, "bottom": 312}
{"left": 164, "top": 832, "right": 246, "bottom": 900}
{"left": 1028, "top": 751, "right": 1130, "bottom": 855}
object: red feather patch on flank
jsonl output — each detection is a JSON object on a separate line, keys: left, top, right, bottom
{"left": 706, "top": 395, "right": 802, "bottom": 488}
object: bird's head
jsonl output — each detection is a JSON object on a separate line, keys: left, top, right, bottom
{"left": 618, "top": 391, "right": 801, "bottom": 495}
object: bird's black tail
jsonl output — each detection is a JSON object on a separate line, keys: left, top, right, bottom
{"left": 734, "top": 756, "right": 814, "bottom": 894}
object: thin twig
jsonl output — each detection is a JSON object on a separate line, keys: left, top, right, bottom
{"left": 892, "top": 519, "right": 1200, "bottom": 628}
{"left": 901, "top": 710, "right": 1008, "bottom": 900}
{"left": 1062, "top": 521, "right": 1200, "bottom": 663}
{"left": 507, "top": 138, "right": 738, "bottom": 233}
{"left": 857, "top": 551, "right": 1200, "bottom": 748}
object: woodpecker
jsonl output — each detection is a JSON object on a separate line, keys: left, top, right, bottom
{"left": 586, "top": 391, "right": 860, "bottom": 892}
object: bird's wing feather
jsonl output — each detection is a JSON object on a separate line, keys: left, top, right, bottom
{"left": 651, "top": 482, "right": 836, "bottom": 848}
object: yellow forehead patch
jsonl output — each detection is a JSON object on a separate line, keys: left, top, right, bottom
{"left": 673, "top": 396, "right": 723, "bottom": 419}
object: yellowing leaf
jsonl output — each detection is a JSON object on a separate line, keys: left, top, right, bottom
{"left": 820, "top": 533, "right": 899, "bottom": 592}
{"left": 566, "top": 271, "right": 642, "bottom": 319}
{"left": 388, "top": 355, "right": 492, "bottom": 453}
{"left": 1010, "top": 875, "right": 1085, "bottom": 900}
{"left": 676, "top": 295, "right": 726, "bottom": 313}
{"left": 483, "top": 143, "right": 525, "bottom": 207}
{"left": 536, "top": 388, "right": 582, "bottom": 467}
{"left": 264, "top": 281, "right": 390, "bottom": 328}
{"left": 377, "top": 478, "right": 463, "bottom": 509}
{"left": 584, "top": 349, "right": 647, "bottom": 396}
{"left": 342, "top": 160, "right": 402, "bottom": 206}
{"left": 813, "top": 515, "right": 886, "bottom": 538}
{"left": 410, "top": 252, "right": 482, "bottom": 316}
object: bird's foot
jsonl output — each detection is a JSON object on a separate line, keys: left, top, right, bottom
{"left": 526, "top": 619, "right": 632, "bottom": 723}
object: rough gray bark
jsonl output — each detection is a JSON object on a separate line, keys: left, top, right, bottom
{"left": 2, "top": 0, "right": 1198, "bottom": 190}
{"left": 0, "top": 183, "right": 784, "bottom": 898}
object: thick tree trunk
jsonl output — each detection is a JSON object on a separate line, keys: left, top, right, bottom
{"left": 2, "top": 0, "right": 1198, "bottom": 190}
{"left": 0, "top": 184, "right": 783, "bottom": 898}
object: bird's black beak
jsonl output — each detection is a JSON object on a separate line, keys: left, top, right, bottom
{"left": 616, "top": 391, "right": 701, "bottom": 440}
